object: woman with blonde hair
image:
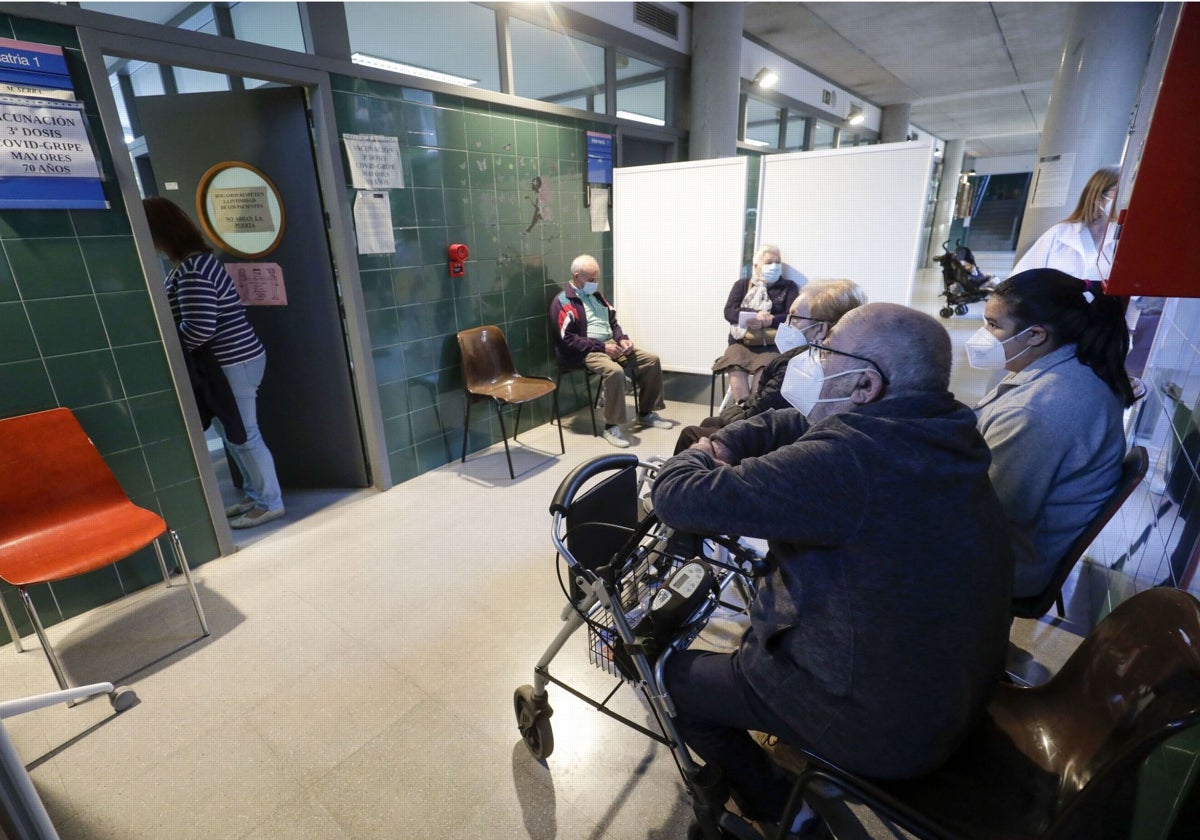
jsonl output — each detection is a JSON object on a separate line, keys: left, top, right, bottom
{"left": 1012, "top": 166, "right": 1119, "bottom": 283}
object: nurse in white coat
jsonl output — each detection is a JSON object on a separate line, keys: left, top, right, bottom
{"left": 1012, "top": 166, "right": 1119, "bottom": 283}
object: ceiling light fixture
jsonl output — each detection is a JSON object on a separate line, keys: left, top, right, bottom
{"left": 616, "top": 110, "right": 665, "bottom": 127}
{"left": 751, "top": 67, "right": 779, "bottom": 89}
{"left": 847, "top": 105, "right": 865, "bottom": 126}
{"left": 351, "top": 53, "right": 478, "bottom": 87}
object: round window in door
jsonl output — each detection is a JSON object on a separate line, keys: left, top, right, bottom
{"left": 196, "top": 161, "right": 286, "bottom": 258}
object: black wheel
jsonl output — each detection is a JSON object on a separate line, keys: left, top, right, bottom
{"left": 939, "top": 307, "right": 953, "bottom": 319}
{"left": 513, "top": 685, "right": 554, "bottom": 759}
{"left": 955, "top": 304, "right": 969, "bottom": 316}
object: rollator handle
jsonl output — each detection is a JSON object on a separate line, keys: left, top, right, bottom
{"left": 549, "top": 453, "right": 639, "bottom": 515}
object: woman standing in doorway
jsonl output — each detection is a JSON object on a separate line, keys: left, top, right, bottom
{"left": 143, "top": 196, "right": 284, "bottom": 529}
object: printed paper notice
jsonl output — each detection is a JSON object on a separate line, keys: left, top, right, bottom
{"left": 226, "top": 262, "right": 287, "bottom": 306}
{"left": 210, "top": 186, "right": 274, "bottom": 234}
{"left": 343, "top": 133, "right": 403, "bottom": 189}
{"left": 0, "top": 96, "right": 100, "bottom": 178}
{"left": 589, "top": 185, "right": 610, "bottom": 232}
{"left": 353, "top": 191, "right": 394, "bottom": 255}
{"left": 1028, "top": 152, "right": 1076, "bottom": 209}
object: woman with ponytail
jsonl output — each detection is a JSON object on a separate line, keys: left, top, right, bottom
{"left": 966, "top": 268, "right": 1134, "bottom": 598}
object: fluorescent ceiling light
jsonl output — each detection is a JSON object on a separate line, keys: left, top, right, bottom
{"left": 616, "top": 110, "right": 665, "bottom": 127}
{"left": 742, "top": 138, "right": 771, "bottom": 147}
{"left": 752, "top": 67, "right": 779, "bottom": 89}
{"left": 351, "top": 53, "right": 478, "bottom": 87}
{"left": 847, "top": 105, "right": 865, "bottom": 126}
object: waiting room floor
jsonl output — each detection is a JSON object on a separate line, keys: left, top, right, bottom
{"left": 0, "top": 258, "right": 1139, "bottom": 839}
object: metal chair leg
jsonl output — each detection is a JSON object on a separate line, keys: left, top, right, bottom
{"left": 582, "top": 370, "right": 598, "bottom": 436}
{"left": 19, "top": 589, "right": 70, "bottom": 694}
{"left": 153, "top": 538, "right": 171, "bottom": 585}
{"left": 552, "top": 388, "right": 565, "bottom": 454}
{"left": 514, "top": 403, "right": 524, "bottom": 440}
{"left": 0, "top": 589, "right": 25, "bottom": 653}
{"left": 168, "top": 530, "right": 210, "bottom": 638}
{"left": 492, "top": 400, "right": 516, "bottom": 479}
{"left": 460, "top": 395, "right": 472, "bottom": 463}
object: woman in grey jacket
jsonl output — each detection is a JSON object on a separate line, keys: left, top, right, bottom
{"left": 968, "top": 268, "right": 1136, "bottom": 598}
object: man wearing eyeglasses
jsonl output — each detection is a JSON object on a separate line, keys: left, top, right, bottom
{"left": 651, "top": 302, "right": 1014, "bottom": 835}
{"left": 672, "top": 279, "right": 867, "bottom": 455}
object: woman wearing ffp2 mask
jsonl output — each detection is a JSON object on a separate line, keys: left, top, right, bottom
{"left": 971, "top": 268, "right": 1135, "bottom": 599}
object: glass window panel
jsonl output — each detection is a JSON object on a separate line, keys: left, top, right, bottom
{"left": 509, "top": 16, "right": 605, "bottom": 113}
{"left": 127, "top": 60, "right": 165, "bottom": 97}
{"left": 109, "top": 76, "right": 133, "bottom": 140}
{"left": 179, "top": 4, "right": 218, "bottom": 35}
{"left": 784, "top": 113, "right": 809, "bottom": 150}
{"left": 616, "top": 53, "right": 666, "bottom": 124}
{"left": 172, "top": 66, "right": 230, "bottom": 94}
{"left": 345, "top": 2, "right": 501, "bottom": 92}
{"left": 744, "top": 97, "right": 781, "bottom": 148}
{"left": 811, "top": 121, "right": 836, "bottom": 150}
{"left": 80, "top": 3, "right": 194, "bottom": 27}
{"left": 230, "top": 2, "right": 306, "bottom": 53}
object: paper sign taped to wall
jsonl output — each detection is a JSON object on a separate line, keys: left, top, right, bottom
{"left": 589, "top": 185, "right": 610, "bottom": 232}
{"left": 353, "top": 191, "right": 394, "bottom": 254}
{"left": 1028, "top": 152, "right": 1076, "bottom": 209}
{"left": 343, "top": 133, "right": 404, "bottom": 189}
{"left": 226, "top": 262, "right": 287, "bottom": 306}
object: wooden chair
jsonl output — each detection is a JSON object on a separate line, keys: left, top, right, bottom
{"left": 1011, "top": 445, "right": 1149, "bottom": 620}
{"left": 778, "top": 588, "right": 1200, "bottom": 840}
{"left": 0, "top": 408, "right": 210, "bottom": 711}
{"left": 458, "top": 326, "right": 564, "bottom": 479}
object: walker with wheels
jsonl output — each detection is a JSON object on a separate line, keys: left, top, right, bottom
{"left": 512, "top": 453, "right": 782, "bottom": 839}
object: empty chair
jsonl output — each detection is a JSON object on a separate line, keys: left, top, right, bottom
{"left": 1012, "top": 445, "right": 1149, "bottom": 620}
{"left": 0, "top": 408, "right": 209, "bottom": 711}
{"left": 458, "top": 325, "right": 564, "bottom": 479}
{"left": 780, "top": 587, "right": 1200, "bottom": 840}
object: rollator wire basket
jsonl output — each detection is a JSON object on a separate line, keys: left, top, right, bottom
{"left": 515, "top": 454, "right": 775, "bottom": 840}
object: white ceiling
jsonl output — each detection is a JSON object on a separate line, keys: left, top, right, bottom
{"left": 742, "top": 2, "right": 1071, "bottom": 160}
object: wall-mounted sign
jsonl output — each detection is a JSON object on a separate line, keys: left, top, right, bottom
{"left": 0, "top": 37, "right": 71, "bottom": 91}
{"left": 586, "top": 131, "right": 614, "bottom": 185}
{"left": 196, "top": 161, "right": 285, "bottom": 258}
{"left": 226, "top": 262, "right": 287, "bottom": 306}
{"left": 0, "top": 96, "right": 106, "bottom": 209}
{"left": 343, "top": 133, "right": 403, "bottom": 189}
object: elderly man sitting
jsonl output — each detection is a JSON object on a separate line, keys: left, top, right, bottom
{"left": 651, "top": 302, "right": 1014, "bottom": 834}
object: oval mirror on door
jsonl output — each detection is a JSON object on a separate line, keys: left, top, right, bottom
{"left": 195, "top": 161, "right": 286, "bottom": 258}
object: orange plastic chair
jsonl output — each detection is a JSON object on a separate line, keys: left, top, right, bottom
{"left": 0, "top": 408, "right": 210, "bottom": 710}
{"left": 458, "top": 325, "right": 564, "bottom": 479}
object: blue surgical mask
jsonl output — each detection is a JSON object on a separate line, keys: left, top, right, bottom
{"left": 760, "top": 263, "right": 783, "bottom": 284}
{"left": 581, "top": 281, "right": 598, "bottom": 296}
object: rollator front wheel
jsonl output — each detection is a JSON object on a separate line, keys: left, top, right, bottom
{"left": 938, "top": 306, "right": 953, "bottom": 319}
{"left": 514, "top": 684, "right": 555, "bottom": 760}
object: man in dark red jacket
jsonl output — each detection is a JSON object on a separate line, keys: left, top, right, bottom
{"left": 551, "top": 254, "right": 671, "bottom": 447}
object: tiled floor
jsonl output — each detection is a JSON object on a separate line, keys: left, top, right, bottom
{"left": 2, "top": 260, "right": 1105, "bottom": 840}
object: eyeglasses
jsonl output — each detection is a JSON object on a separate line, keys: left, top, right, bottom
{"left": 808, "top": 340, "right": 890, "bottom": 386}
{"left": 786, "top": 314, "right": 823, "bottom": 329}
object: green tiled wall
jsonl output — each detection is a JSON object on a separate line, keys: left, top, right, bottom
{"left": 330, "top": 76, "right": 613, "bottom": 481}
{"left": 0, "top": 14, "right": 218, "bottom": 645}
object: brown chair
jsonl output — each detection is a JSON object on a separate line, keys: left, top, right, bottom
{"left": 1012, "top": 445, "right": 1149, "bottom": 620}
{"left": 778, "top": 587, "right": 1200, "bottom": 840}
{"left": 458, "top": 325, "right": 564, "bottom": 479}
{"left": 0, "top": 408, "right": 210, "bottom": 711}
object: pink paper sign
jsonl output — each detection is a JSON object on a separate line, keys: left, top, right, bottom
{"left": 226, "top": 262, "right": 287, "bottom": 306}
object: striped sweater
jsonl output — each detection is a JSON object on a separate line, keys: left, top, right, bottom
{"left": 165, "top": 252, "right": 264, "bottom": 366}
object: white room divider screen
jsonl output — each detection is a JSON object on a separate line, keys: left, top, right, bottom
{"left": 757, "top": 141, "right": 934, "bottom": 308}
{"left": 612, "top": 157, "right": 748, "bottom": 375}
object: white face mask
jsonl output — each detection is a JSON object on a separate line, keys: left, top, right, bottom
{"left": 780, "top": 349, "right": 871, "bottom": 416}
{"left": 775, "top": 320, "right": 819, "bottom": 354}
{"left": 760, "top": 263, "right": 783, "bottom": 284}
{"left": 965, "top": 325, "right": 1033, "bottom": 370}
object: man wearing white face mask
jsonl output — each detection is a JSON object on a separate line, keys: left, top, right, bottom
{"left": 651, "top": 303, "right": 1013, "bottom": 832}
{"left": 671, "top": 280, "right": 866, "bottom": 455}
{"left": 551, "top": 254, "right": 670, "bottom": 448}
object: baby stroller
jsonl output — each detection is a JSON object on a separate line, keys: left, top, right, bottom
{"left": 513, "top": 453, "right": 775, "bottom": 839}
{"left": 936, "top": 239, "right": 993, "bottom": 318}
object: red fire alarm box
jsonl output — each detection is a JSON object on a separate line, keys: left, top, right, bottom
{"left": 1106, "top": 5, "right": 1200, "bottom": 296}
{"left": 448, "top": 243, "right": 468, "bottom": 278}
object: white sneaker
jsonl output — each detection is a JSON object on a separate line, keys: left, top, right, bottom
{"left": 637, "top": 411, "right": 672, "bottom": 429}
{"left": 602, "top": 425, "right": 630, "bottom": 448}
